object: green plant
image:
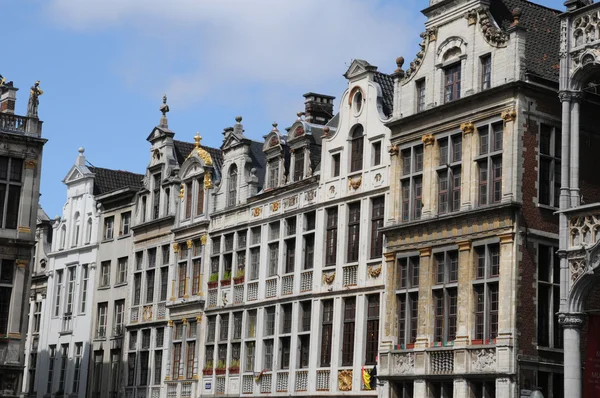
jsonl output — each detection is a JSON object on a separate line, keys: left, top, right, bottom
{"left": 204, "top": 360, "right": 214, "bottom": 370}
{"left": 230, "top": 359, "right": 240, "bottom": 368}
{"left": 216, "top": 360, "right": 227, "bottom": 369}
{"left": 222, "top": 271, "right": 232, "bottom": 280}
{"left": 209, "top": 273, "right": 218, "bottom": 283}
{"left": 235, "top": 269, "right": 245, "bottom": 278}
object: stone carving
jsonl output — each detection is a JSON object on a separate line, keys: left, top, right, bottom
{"left": 204, "top": 172, "right": 213, "bottom": 189}
{"left": 421, "top": 133, "right": 435, "bottom": 146}
{"left": 570, "top": 259, "right": 587, "bottom": 282}
{"left": 570, "top": 214, "right": 600, "bottom": 247}
{"left": 368, "top": 265, "right": 382, "bottom": 278}
{"left": 403, "top": 31, "right": 429, "bottom": 82}
{"left": 305, "top": 189, "right": 317, "bottom": 201}
{"left": 179, "top": 183, "right": 185, "bottom": 200}
{"left": 338, "top": 370, "right": 353, "bottom": 391}
{"left": 428, "top": 27, "right": 438, "bottom": 42}
{"left": 573, "top": 11, "right": 600, "bottom": 47}
{"left": 24, "top": 159, "right": 37, "bottom": 169}
{"left": 501, "top": 109, "right": 517, "bottom": 123}
{"left": 465, "top": 9, "right": 478, "bottom": 25}
{"left": 394, "top": 56, "right": 405, "bottom": 77}
{"left": 478, "top": 8, "right": 509, "bottom": 48}
{"left": 143, "top": 305, "right": 153, "bottom": 321}
{"left": 196, "top": 314, "right": 203, "bottom": 322}
{"left": 172, "top": 243, "right": 179, "bottom": 253}
{"left": 270, "top": 201, "right": 280, "bottom": 212}
{"left": 27, "top": 80, "right": 43, "bottom": 118}
{"left": 349, "top": 176, "right": 362, "bottom": 191}
{"left": 374, "top": 173, "right": 382, "bottom": 183}
{"left": 252, "top": 207, "right": 262, "bottom": 217}
{"left": 389, "top": 144, "right": 399, "bottom": 156}
{"left": 323, "top": 272, "right": 335, "bottom": 285}
{"left": 187, "top": 240, "right": 193, "bottom": 249}
{"left": 560, "top": 19, "right": 568, "bottom": 58}
{"left": 393, "top": 353, "right": 415, "bottom": 374}
{"left": 472, "top": 349, "right": 496, "bottom": 371}
{"left": 269, "top": 135, "right": 279, "bottom": 147}
{"left": 329, "top": 186, "right": 336, "bottom": 194}
{"left": 461, "top": 122, "right": 475, "bottom": 135}
{"left": 559, "top": 313, "right": 585, "bottom": 328}
{"left": 283, "top": 196, "right": 297, "bottom": 208}
{"left": 200, "top": 234, "right": 207, "bottom": 245}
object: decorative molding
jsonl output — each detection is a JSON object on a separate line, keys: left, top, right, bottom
{"left": 559, "top": 313, "right": 585, "bottom": 329}
{"left": 142, "top": 306, "right": 153, "bottom": 321}
{"left": 460, "top": 122, "right": 475, "bottom": 135}
{"left": 348, "top": 176, "right": 362, "bottom": 191}
{"left": 173, "top": 243, "right": 179, "bottom": 253}
{"left": 270, "top": 201, "right": 280, "bottom": 212}
{"left": 457, "top": 240, "right": 471, "bottom": 251}
{"left": 472, "top": 349, "right": 496, "bottom": 371}
{"left": 501, "top": 109, "right": 517, "bottom": 123}
{"left": 419, "top": 247, "right": 432, "bottom": 257}
{"left": 24, "top": 159, "right": 37, "bottom": 169}
{"left": 421, "top": 133, "right": 435, "bottom": 146}
{"left": 196, "top": 315, "right": 203, "bottom": 323}
{"left": 18, "top": 226, "right": 31, "bottom": 233}
{"left": 465, "top": 9, "right": 478, "bottom": 26}
{"left": 179, "top": 183, "right": 185, "bottom": 200}
{"left": 338, "top": 370, "right": 353, "bottom": 391}
{"left": 368, "top": 265, "right": 382, "bottom": 278}
{"left": 570, "top": 259, "right": 587, "bottom": 282}
{"left": 15, "top": 259, "right": 28, "bottom": 268}
{"left": 428, "top": 27, "right": 438, "bottom": 42}
{"left": 392, "top": 353, "right": 415, "bottom": 374}
{"left": 200, "top": 234, "right": 207, "bottom": 245}
{"left": 403, "top": 31, "right": 429, "bottom": 82}
{"left": 323, "top": 272, "right": 335, "bottom": 285}
{"left": 478, "top": 7, "right": 509, "bottom": 48}
{"left": 389, "top": 144, "right": 399, "bottom": 156}
{"left": 383, "top": 252, "right": 396, "bottom": 262}
{"left": 498, "top": 233, "right": 514, "bottom": 244}
{"left": 187, "top": 240, "right": 193, "bottom": 249}
{"left": 167, "top": 320, "right": 174, "bottom": 327}
{"left": 252, "top": 207, "right": 262, "bottom": 217}
{"left": 182, "top": 318, "right": 188, "bottom": 325}
{"left": 204, "top": 173, "right": 213, "bottom": 190}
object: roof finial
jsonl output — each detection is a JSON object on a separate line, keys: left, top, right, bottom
{"left": 272, "top": 122, "right": 279, "bottom": 132}
{"left": 159, "top": 94, "right": 170, "bottom": 128}
{"left": 235, "top": 116, "right": 242, "bottom": 123}
{"left": 194, "top": 132, "right": 202, "bottom": 148}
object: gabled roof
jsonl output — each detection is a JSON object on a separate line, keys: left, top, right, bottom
{"left": 88, "top": 167, "right": 144, "bottom": 196}
{"left": 173, "top": 140, "right": 224, "bottom": 175}
{"left": 491, "top": 0, "right": 561, "bottom": 82}
{"left": 374, "top": 72, "right": 395, "bottom": 117}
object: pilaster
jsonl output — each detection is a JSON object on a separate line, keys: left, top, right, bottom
{"left": 415, "top": 247, "right": 432, "bottom": 349}
{"left": 569, "top": 92, "right": 583, "bottom": 206}
{"left": 453, "top": 378, "right": 469, "bottom": 398}
{"left": 180, "top": 318, "right": 188, "bottom": 380}
{"left": 559, "top": 313, "right": 585, "bottom": 398}
{"left": 388, "top": 145, "right": 401, "bottom": 222}
{"left": 497, "top": 233, "right": 515, "bottom": 345}
{"left": 501, "top": 109, "right": 517, "bottom": 203}
{"left": 382, "top": 252, "right": 398, "bottom": 343}
{"left": 421, "top": 134, "right": 435, "bottom": 219}
{"left": 460, "top": 123, "right": 474, "bottom": 211}
{"left": 165, "top": 320, "right": 174, "bottom": 380}
{"left": 454, "top": 241, "right": 472, "bottom": 346}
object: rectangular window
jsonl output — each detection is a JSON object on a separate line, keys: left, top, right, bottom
{"left": 280, "top": 337, "right": 291, "bottom": 369}
{"left": 93, "top": 352, "right": 104, "bottom": 394}
{"left": 332, "top": 153, "right": 341, "bottom": 177}
{"left": 154, "top": 350, "right": 163, "bottom": 385}
{"left": 347, "top": 203, "right": 360, "bottom": 263}
{"left": 416, "top": 79, "right": 426, "bottom": 112}
{"left": 301, "top": 301, "right": 311, "bottom": 332}
{"left": 148, "top": 247, "right": 157, "bottom": 268}
{"left": 114, "top": 300, "right": 125, "bottom": 336}
{"left": 245, "top": 342, "right": 255, "bottom": 372}
{"left": 474, "top": 244, "right": 500, "bottom": 342}
{"left": 265, "top": 307, "right": 275, "bottom": 336}
{"left": 220, "top": 314, "right": 230, "bottom": 341}
{"left": 268, "top": 161, "right": 280, "bottom": 189}
{"left": 247, "top": 310, "right": 257, "bottom": 338}
{"left": 186, "top": 341, "right": 196, "bottom": 379}
{"left": 365, "top": 295, "right": 380, "bottom": 365}
{"left": 438, "top": 134, "right": 462, "bottom": 214}
{"left": 281, "top": 304, "right": 292, "bottom": 334}
{"left": 304, "top": 234, "right": 315, "bottom": 270}
{"left": 33, "top": 301, "right": 42, "bottom": 333}
{"left": 0, "top": 157, "right": 23, "bottom": 229}
{"left": 160, "top": 267, "right": 168, "bottom": 301}
{"left": 146, "top": 270, "right": 155, "bottom": 303}
{"left": 58, "top": 344, "right": 68, "bottom": 392}
{"left": 178, "top": 262, "right": 186, "bottom": 298}
{"left": 326, "top": 207, "right": 338, "bottom": 266}
{"left": 444, "top": 63, "right": 461, "bottom": 103}
{"left": 299, "top": 335, "right": 310, "bottom": 368}
{"left": 109, "top": 351, "right": 121, "bottom": 395}
{"left": 342, "top": 297, "right": 356, "bottom": 366}
{"left": 80, "top": 265, "right": 88, "bottom": 313}
{"left": 537, "top": 244, "right": 562, "bottom": 348}
{"left": 185, "top": 181, "right": 193, "bottom": 219}
{"left": 54, "top": 270, "right": 63, "bottom": 317}
{"left": 372, "top": 141, "right": 382, "bottom": 166}
{"left": 97, "top": 302, "right": 108, "bottom": 338}
{"left": 28, "top": 349, "right": 37, "bottom": 393}
{"left": 121, "top": 211, "right": 131, "bottom": 236}
{"left": 263, "top": 339, "right": 274, "bottom": 370}
{"left": 268, "top": 243, "right": 278, "bottom": 277}
{"left": 233, "top": 312, "right": 243, "bottom": 339}
{"left": 127, "top": 352, "right": 136, "bottom": 386}
{"left": 133, "top": 273, "right": 141, "bottom": 305}
{"left": 206, "top": 316, "right": 216, "bottom": 342}
{"left": 192, "top": 259, "right": 202, "bottom": 295}
{"left": 250, "top": 248, "right": 260, "bottom": 281}
{"left": 397, "top": 256, "right": 420, "bottom": 347}
{"left": 103, "top": 216, "right": 114, "bottom": 240}
{"left": 477, "top": 122, "right": 503, "bottom": 206}
{"left": 172, "top": 343, "right": 182, "bottom": 379}
{"left": 162, "top": 244, "right": 170, "bottom": 265}
{"left": 153, "top": 174, "right": 161, "bottom": 219}
{"left": 135, "top": 251, "right": 143, "bottom": 271}
{"left": 401, "top": 145, "right": 424, "bottom": 222}
{"left": 320, "top": 300, "right": 333, "bottom": 367}
{"left": 117, "top": 257, "right": 127, "bottom": 284}
{"left": 539, "top": 124, "right": 562, "bottom": 207}
{"left": 294, "top": 151, "right": 304, "bottom": 181}
{"left": 65, "top": 266, "right": 76, "bottom": 315}
{"left": 156, "top": 327, "right": 165, "bottom": 347}
{"left": 100, "top": 261, "right": 110, "bottom": 287}
{"left": 351, "top": 127, "right": 364, "bottom": 172}
{"left": 139, "top": 351, "right": 149, "bottom": 386}
{"left": 285, "top": 239, "right": 295, "bottom": 274}
{"left": 481, "top": 55, "right": 492, "bottom": 90}
{"left": 197, "top": 178, "right": 205, "bottom": 215}
{"left": 47, "top": 345, "right": 56, "bottom": 394}
{"left": 370, "top": 197, "right": 385, "bottom": 259}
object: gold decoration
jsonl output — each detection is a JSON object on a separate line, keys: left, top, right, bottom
{"left": 143, "top": 306, "right": 153, "bottom": 321}
{"left": 460, "top": 122, "right": 475, "bottom": 135}
{"left": 200, "top": 234, "right": 208, "bottom": 245}
{"left": 187, "top": 132, "right": 214, "bottom": 166}
{"left": 17, "top": 226, "right": 31, "bottom": 233}
{"left": 173, "top": 243, "right": 179, "bottom": 253}
{"left": 196, "top": 314, "right": 203, "bottom": 322}
{"left": 389, "top": 144, "right": 399, "bottom": 156}
{"left": 349, "top": 176, "right": 362, "bottom": 190}
{"left": 421, "top": 133, "right": 435, "bottom": 146}
{"left": 457, "top": 240, "right": 471, "bottom": 251}
{"left": 338, "top": 370, "right": 353, "bottom": 391}
{"left": 182, "top": 318, "right": 188, "bottom": 325}
{"left": 15, "top": 259, "right": 28, "bottom": 268}
{"left": 323, "top": 272, "right": 336, "bottom": 285}
{"left": 271, "top": 201, "right": 280, "bottom": 212}
{"left": 252, "top": 207, "right": 262, "bottom": 217}
{"left": 501, "top": 109, "right": 517, "bottom": 123}
{"left": 187, "top": 240, "right": 193, "bottom": 249}
{"left": 30, "top": 80, "right": 43, "bottom": 97}
{"left": 24, "top": 159, "right": 37, "bottom": 169}
{"left": 466, "top": 9, "right": 478, "bottom": 25}
{"left": 204, "top": 172, "right": 213, "bottom": 189}
{"left": 368, "top": 265, "right": 382, "bottom": 278}
{"left": 167, "top": 320, "right": 174, "bottom": 327}
{"left": 179, "top": 183, "right": 185, "bottom": 200}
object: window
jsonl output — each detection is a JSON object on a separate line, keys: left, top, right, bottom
{"left": 342, "top": 297, "right": 356, "bottom": 366}
{"left": 80, "top": 265, "right": 88, "bottom": 313}
{"left": 0, "top": 156, "right": 23, "bottom": 229}
{"left": 146, "top": 270, "right": 155, "bottom": 303}
{"left": 135, "top": 251, "right": 143, "bottom": 271}
{"left": 121, "top": 211, "right": 131, "bottom": 235}
{"left": 60, "top": 225, "right": 66, "bottom": 250}
{"left": 103, "top": 216, "right": 114, "bottom": 240}
{"left": 207, "top": 316, "right": 216, "bottom": 342}
{"left": 141, "top": 196, "right": 147, "bottom": 223}
{"left": 263, "top": 340, "right": 274, "bottom": 370}
{"left": 220, "top": 314, "right": 230, "bottom": 341}
{"left": 127, "top": 352, "right": 136, "bottom": 386}
{"left": 431, "top": 381, "right": 454, "bottom": 398}
{"left": 156, "top": 327, "right": 165, "bottom": 347}
{"left": 444, "top": 63, "right": 461, "bottom": 103}
{"left": 186, "top": 340, "right": 196, "bottom": 379}
{"left": 477, "top": 122, "right": 503, "bottom": 206}
{"left": 281, "top": 304, "right": 292, "bottom": 334}
{"left": 47, "top": 345, "right": 56, "bottom": 394}
{"left": 117, "top": 257, "right": 127, "bottom": 284}
{"left": 228, "top": 164, "right": 238, "bottom": 207}
{"left": 304, "top": 234, "right": 314, "bottom": 270}
{"left": 244, "top": 342, "right": 254, "bottom": 372}
{"left": 332, "top": 153, "right": 341, "bottom": 177}
{"left": 294, "top": 150, "right": 304, "bottom": 181}
{"left": 269, "top": 221, "right": 280, "bottom": 240}
{"left": 537, "top": 370, "right": 564, "bottom": 398}
{"left": 172, "top": 343, "right": 182, "bottom": 379}
{"left": 97, "top": 303, "right": 108, "bottom": 338}
{"left": 132, "top": 273, "right": 141, "bottom": 306}
{"left": 347, "top": 203, "right": 360, "bottom": 262}
{"left": 481, "top": 55, "right": 492, "bottom": 90}
{"left": 0, "top": 260, "right": 12, "bottom": 333}
{"left": 474, "top": 244, "right": 500, "bottom": 342}
{"left": 372, "top": 141, "right": 382, "bottom": 166}
{"left": 350, "top": 125, "right": 364, "bottom": 172}
{"left": 100, "top": 261, "right": 110, "bottom": 287}
{"left": 54, "top": 269, "right": 63, "bottom": 317}
{"left": 250, "top": 248, "right": 260, "bottom": 281}
{"left": 114, "top": 300, "right": 125, "bottom": 336}
{"left": 397, "top": 256, "right": 419, "bottom": 347}
{"left": 33, "top": 301, "right": 41, "bottom": 333}
{"left": 401, "top": 145, "right": 424, "bottom": 221}
{"left": 72, "top": 212, "right": 80, "bottom": 246}
{"left": 371, "top": 197, "right": 385, "bottom": 259}
{"left": 162, "top": 244, "right": 170, "bottom": 265}
{"left": 280, "top": 337, "right": 291, "bottom": 369}
{"left": 28, "top": 346, "right": 37, "bottom": 393}
{"left": 285, "top": 239, "right": 295, "bottom": 274}
{"left": 264, "top": 307, "right": 275, "bottom": 336}
{"left": 433, "top": 251, "right": 458, "bottom": 343}
{"left": 110, "top": 351, "right": 121, "bottom": 395}
{"left": 73, "top": 343, "right": 82, "bottom": 393}
{"left": 65, "top": 266, "right": 76, "bottom": 315}
{"left": 165, "top": 187, "right": 171, "bottom": 215}
{"left": 154, "top": 351, "right": 163, "bottom": 385}
{"left": 365, "top": 295, "right": 380, "bottom": 365}
{"left": 301, "top": 301, "right": 311, "bottom": 332}
{"left": 538, "top": 244, "right": 562, "bottom": 348}
{"left": 195, "top": 178, "right": 205, "bottom": 216}
{"left": 58, "top": 344, "right": 68, "bottom": 392}
{"left": 299, "top": 335, "right": 310, "bottom": 368}
{"left": 185, "top": 181, "right": 192, "bottom": 219}
{"left": 86, "top": 218, "right": 93, "bottom": 244}
{"left": 160, "top": 267, "right": 168, "bottom": 301}
{"left": 233, "top": 312, "right": 243, "bottom": 339}
{"left": 539, "top": 124, "right": 561, "bottom": 207}
{"left": 320, "top": 300, "right": 333, "bottom": 366}
{"left": 268, "top": 243, "right": 278, "bottom": 277}
{"left": 148, "top": 248, "right": 157, "bottom": 268}
{"left": 438, "top": 134, "right": 462, "bottom": 214}
{"left": 325, "top": 207, "right": 338, "bottom": 266}
{"left": 471, "top": 380, "right": 496, "bottom": 398}
{"left": 416, "top": 79, "right": 426, "bottom": 112}
{"left": 395, "top": 382, "right": 414, "bottom": 398}
{"left": 268, "top": 160, "right": 279, "bottom": 189}
{"left": 153, "top": 173, "right": 161, "bottom": 219}
{"left": 192, "top": 259, "right": 202, "bottom": 295}
{"left": 140, "top": 350, "right": 149, "bottom": 386}
{"left": 178, "top": 262, "right": 187, "bottom": 298}
{"left": 247, "top": 310, "right": 257, "bottom": 338}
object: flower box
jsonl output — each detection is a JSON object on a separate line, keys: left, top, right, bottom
{"left": 220, "top": 279, "right": 231, "bottom": 287}
{"left": 207, "top": 281, "right": 218, "bottom": 289}
{"left": 233, "top": 276, "right": 245, "bottom": 285}
{"left": 228, "top": 366, "right": 240, "bottom": 374}
{"left": 215, "top": 368, "right": 227, "bottom": 375}
{"left": 202, "top": 369, "right": 214, "bottom": 376}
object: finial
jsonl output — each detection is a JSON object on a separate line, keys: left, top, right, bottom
{"left": 194, "top": 132, "right": 202, "bottom": 148}
{"left": 160, "top": 94, "right": 170, "bottom": 117}
{"left": 78, "top": 147, "right": 85, "bottom": 154}
{"left": 235, "top": 116, "right": 242, "bottom": 123}
{"left": 163, "top": 94, "right": 167, "bottom": 104}
{"left": 272, "top": 122, "right": 278, "bottom": 129}
{"left": 511, "top": 8, "right": 522, "bottom": 26}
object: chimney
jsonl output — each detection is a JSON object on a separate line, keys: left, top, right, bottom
{"left": 303, "top": 93, "right": 335, "bottom": 125}
{"left": 0, "top": 83, "right": 18, "bottom": 114}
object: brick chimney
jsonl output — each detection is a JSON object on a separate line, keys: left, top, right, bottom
{"left": 303, "top": 93, "right": 335, "bottom": 125}
{"left": 0, "top": 83, "right": 18, "bottom": 114}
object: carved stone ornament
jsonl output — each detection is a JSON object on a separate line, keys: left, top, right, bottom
{"left": 294, "top": 126, "right": 305, "bottom": 138}
{"left": 368, "top": 265, "right": 382, "bottom": 278}
{"left": 403, "top": 31, "right": 430, "bottom": 82}
{"left": 338, "top": 370, "right": 353, "bottom": 391}
{"left": 559, "top": 313, "right": 585, "bottom": 328}
{"left": 179, "top": 183, "right": 185, "bottom": 200}
{"left": 460, "top": 122, "right": 475, "bottom": 135}
{"left": 329, "top": 186, "right": 336, "bottom": 194}
{"left": 305, "top": 189, "right": 317, "bottom": 201}
{"left": 393, "top": 353, "right": 415, "bottom": 374}
{"left": 569, "top": 213, "right": 600, "bottom": 248}
{"left": 421, "top": 133, "right": 435, "bottom": 146}
{"left": 389, "top": 144, "right": 399, "bottom": 156}
{"left": 252, "top": 207, "right": 262, "bottom": 217}
{"left": 167, "top": 320, "right": 174, "bottom": 327}
{"left": 269, "top": 135, "right": 279, "bottom": 148}
{"left": 15, "top": 259, "right": 28, "bottom": 268}
{"left": 374, "top": 173, "right": 382, "bottom": 183}
{"left": 283, "top": 196, "right": 297, "bottom": 208}
{"left": 270, "top": 201, "right": 280, "bottom": 212}
{"left": 465, "top": 9, "right": 478, "bottom": 25}
{"left": 142, "top": 305, "right": 153, "bottom": 321}
{"left": 196, "top": 314, "right": 203, "bottom": 322}
{"left": 200, "top": 234, "right": 208, "bottom": 245}
{"left": 472, "top": 349, "right": 496, "bottom": 371}
{"left": 323, "top": 272, "right": 336, "bottom": 285}
{"left": 182, "top": 317, "right": 188, "bottom": 325}
{"left": 204, "top": 172, "right": 213, "bottom": 190}
{"left": 478, "top": 8, "right": 509, "bottom": 47}
{"left": 428, "top": 27, "right": 438, "bottom": 42}
{"left": 349, "top": 176, "right": 362, "bottom": 191}
{"left": 187, "top": 240, "right": 193, "bottom": 249}
{"left": 24, "top": 159, "right": 37, "bottom": 169}
{"left": 173, "top": 243, "right": 179, "bottom": 253}
{"left": 501, "top": 109, "right": 517, "bottom": 123}
{"left": 570, "top": 259, "right": 587, "bottom": 282}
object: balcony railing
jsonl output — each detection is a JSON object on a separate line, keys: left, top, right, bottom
{"left": 0, "top": 113, "right": 41, "bottom": 135}
{"left": 113, "top": 325, "right": 124, "bottom": 337}
{"left": 95, "top": 326, "right": 107, "bottom": 339}
{"left": 276, "top": 371, "right": 289, "bottom": 392}
{"left": 61, "top": 313, "right": 72, "bottom": 332}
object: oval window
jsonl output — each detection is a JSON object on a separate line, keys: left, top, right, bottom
{"left": 353, "top": 90, "right": 363, "bottom": 114}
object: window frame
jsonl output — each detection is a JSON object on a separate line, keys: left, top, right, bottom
{"left": 444, "top": 62, "right": 462, "bottom": 103}
{"left": 473, "top": 243, "right": 500, "bottom": 342}
{"left": 401, "top": 145, "right": 424, "bottom": 222}
{"left": 397, "top": 256, "right": 420, "bottom": 348}
{"left": 538, "top": 123, "right": 562, "bottom": 208}
{"left": 475, "top": 122, "right": 503, "bottom": 207}
{"left": 350, "top": 125, "right": 365, "bottom": 173}
{"left": 0, "top": 156, "right": 23, "bottom": 230}
{"left": 481, "top": 54, "right": 492, "bottom": 90}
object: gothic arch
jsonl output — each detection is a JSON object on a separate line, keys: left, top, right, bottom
{"left": 568, "top": 237, "right": 600, "bottom": 313}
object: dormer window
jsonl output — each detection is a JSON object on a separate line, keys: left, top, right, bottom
{"left": 416, "top": 79, "right": 426, "bottom": 112}
{"left": 228, "top": 165, "right": 238, "bottom": 207}
{"left": 353, "top": 90, "right": 363, "bottom": 115}
{"left": 196, "top": 178, "right": 204, "bottom": 216}
{"left": 72, "top": 212, "right": 80, "bottom": 247}
{"left": 268, "top": 161, "right": 279, "bottom": 189}
{"left": 294, "top": 151, "right": 305, "bottom": 182}
{"left": 444, "top": 64, "right": 461, "bottom": 103}
{"left": 185, "top": 182, "right": 193, "bottom": 219}
{"left": 152, "top": 174, "right": 161, "bottom": 220}
{"left": 141, "top": 196, "right": 147, "bottom": 223}
{"left": 481, "top": 55, "right": 491, "bottom": 90}
{"left": 350, "top": 125, "right": 364, "bottom": 173}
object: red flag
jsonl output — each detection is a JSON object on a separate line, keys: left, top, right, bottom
{"left": 584, "top": 315, "right": 600, "bottom": 397}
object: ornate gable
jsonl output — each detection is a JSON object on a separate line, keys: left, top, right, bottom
{"left": 344, "top": 59, "right": 378, "bottom": 80}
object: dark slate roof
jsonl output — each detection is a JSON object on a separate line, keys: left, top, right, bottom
{"left": 88, "top": 167, "right": 144, "bottom": 196}
{"left": 491, "top": 0, "right": 561, "bottom": 82}
{"left": 374, "top": 72, "right": 395, "bottom": 117}
{"left": 249, "top": 140, "right": 267, "bottom": 188}
{"left": 173, "top": 140, "right": 224, "bottom": 177}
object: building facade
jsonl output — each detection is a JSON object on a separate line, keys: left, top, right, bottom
{"left": 0, "top": 79, "right": 46, "bottom": 397}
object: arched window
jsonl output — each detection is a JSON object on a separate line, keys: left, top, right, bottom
{"left": 85, "top": 218, "right": 93, "bottom": 244}
{"left": 72, "top": 212, "right": 80, "bottom": 246}
{"left": 60, "top": 225, "right": 66, "bottom": 250}
{"left": 350, "top": 125, "right": 364, "bottom": 172}
{"left": 228, "top": 165, "right": 238, "bottom": 207}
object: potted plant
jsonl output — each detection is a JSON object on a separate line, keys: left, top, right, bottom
{"left": 207, "top": 273, "right": 219, "bottom": 289}
{"left": 202, "top": 361, "right": 214, "bottom": 376}
{"left": 220, "top": 271, "right": 232, "bottom": 287}
{"left": 233, "top": 269, "right": 245, "bottom": 285}
{"left": 229, "top": 359, "right": 240, "bottom": 374}
{"left": 215, "top": 360, "right": 227, "bottom": 375}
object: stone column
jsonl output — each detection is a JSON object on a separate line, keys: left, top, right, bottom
{"left": 18, "top": 159, "right": 38, "bottom": 234}
{"left": 453, "top": 378, "right": 469, "bottom": 398}
{"left": 195, "top": 316, "right": 202, "bottom": 378}
{"left": 8, "top": 260, "right": 27, "bottom": 335}
{"left": 560, "top": 313, "right": 585, "bottom": 398}
{"left": 496, "top": 377, "right": 515, "bottom": 398}
{"left": 559, "top": 92, "right": 572, "bottom": 313}
{"left": 500, "top": 109, "right": 517, "bottom": 203}
{"left": 180, "top": 318, "right": 188, "bottom": 380}
{"left": 165, "top": 320, "right": 174, "bottom": 381}
{"left": 382, "top": 252, "right": 399, "bottom": 347}
{"left": 454, "top": 241, "right": 472, "bottom": 346}
{"left": 171, "top": 243, "right": 179, "bottom": 301}
{"left": 460, "top": 123, "right": 474, "bottom": 211}
{"left": 415, "top": 247, "right": 432, "bottom": 349}
{"left": 421, "top": 134, "right": 436, "bottom": 219}
{"left": 414, "top": 380, "right": 427, "bottom": 397}
{"left": 185, "top": 240, "right": 193, "bottom": 298}
{"left": 570, "top": 93, "right": 582, "bottom": 207}
{"left": 388, "top": 145, "right": 402, "bottom": 223}
{"left": 497, "top": 233, "right": 515, "bottom": 350}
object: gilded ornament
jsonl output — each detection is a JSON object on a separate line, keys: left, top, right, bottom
{"left": 17, "top": 226, "right": 31, "bottom": 233}
{"left": 501, "top": 109, "right": 517, "bottom": 123}
{"left": 323, "top": 272, "right": 336, "bottom": 285}
{"left": 182, "top": 318, "right": 188, "bottom": 325}
{"left": 338, "top": 370, "right": 353, "bottom": 391}
{"left": 465, "top": 9, "right": 478, "bottom": 25}
{"left": 271, "top": 201, "right": 280, "bottom": 212}
{"left": 196, "top": 314, "right": 203, "bottom": 322}
{"left": 421, "top": 133, "right": 435, "bottom": 146}
{"left": 427, "top": 27, "right": 438, "bottom": 42}
{"left": 368, "top": 265, "right": 382, "bottom": 278}
{"left": 186, "top": 240, "right": 193, "bottom": 249}
{"left": 167, "top": 320, "right": 174, "bottom": 327}
{"left": 15, "top": 259, "right": 28, "bottom": 268}
{"left": 179, "top": 183, "right": 185, "bottom": 200}
{"left": 143, "top": 306, "right": 153, "bottom": 321}
{"left": 172, "top": 243, "right": 179, "bottom": 253}
{"left": 389, "top": 144, "right": 399, "bottom": 156}
{"left": 252, "top": 207, "right": 262, "bottom": 217}
{"left": 349, "top": 176, "right": 362, "bottom": 190}
{"left": 200, "top": 234, "right": 207, "bottom": 245}
{"left": 24, "top": 159, "right": 37, "bottom": 169}
{"left": 187, "top": 133, "right": 214, "bottom": 166}
{"left": 460, "top": 122, "right": 475, "bottom": 135}
{"left": 204, "top": 172, "right": 213, "bottom": 189}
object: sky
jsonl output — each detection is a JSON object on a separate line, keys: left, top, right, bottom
{"left": 2, "top": 0, "right": 567, "bottom": 218}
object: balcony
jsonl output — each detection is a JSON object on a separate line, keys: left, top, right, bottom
{"left": 0, "top": 113, "right": 42, "bottom": 135}
{"left": 61, "top": 313, "right": 73, "bottom": 333}
{"left": 95, "top": 326, "right": 107, "bottom": 339}
{"left": 300, "top": 270, "right": 312, "bottom": 292}
{"left": 113, "top": 325, "right": 124, "bottom": 338}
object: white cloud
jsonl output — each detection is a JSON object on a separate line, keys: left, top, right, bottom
{"left": 46, "top": 0, "right": 424, "bottom": 113}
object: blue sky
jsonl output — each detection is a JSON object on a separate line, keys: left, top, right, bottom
{"left": 2, "top": 0, "right": 566, "bottom": 217}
